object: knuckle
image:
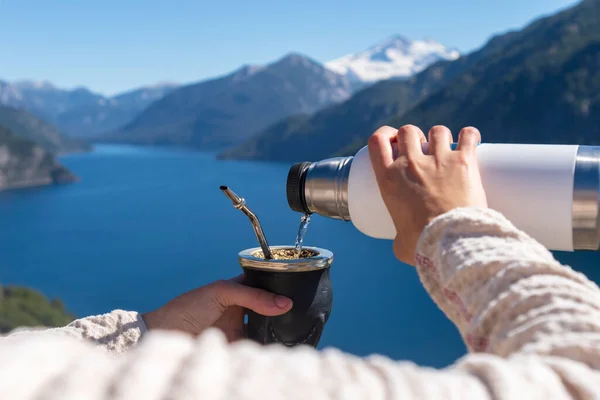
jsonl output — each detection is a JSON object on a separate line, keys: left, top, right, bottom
{"left": 398, "top": 124, "right": 419, "bottom": 135}
{"left": 209, "top": 280, "right": 231, "bottom": 307}
{"left": 457, "top": 152, "right": 472, "bottom": 166}
{"left": 460, "top": 126, "right": 480, "bottom": 134}
{"left": 455, "top": 149, "right": 477, "bottom": 166}
{"left": 403, "top": 157, "right": 423, "bottom": 181}
{"left": 429, "top": 125, "right": 452, "bottom": 139}
{"left": 368, "top": 133, "right": 381, "bottom": 147}
{"left": 210, "top": 279, "right": 235, "bottom": 297}
{"left": 405, "top": 155, "right": 420, "bottom": 171}
{"left": 399, "top": 124, "right": 417, "bottom": 131}
{"left": 430, "top": 125, "right": 450, "bottom": 133}
{"left": 369, "top": 126, "right": 394, "bottom": 148}
{"left": 459, "top": 126, "right": 481, "bottom": 141}
{"left": 253, "top": 288, "right": 268, "bottom": 304}
{"left": 430, "top": 124, "right": 450, "bottom": 132}
{"left": 375, "top": 125, "right": 395, "bottom": 135}
{"left": 371, "top": 125, "right": 394, "bottom": 140}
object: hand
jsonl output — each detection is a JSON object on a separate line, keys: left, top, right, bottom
{"left": 142, "top": 275, "right": 293, "bottom": 342}
{"left": 368, "top": 124, "right": 488, "bottom": 265}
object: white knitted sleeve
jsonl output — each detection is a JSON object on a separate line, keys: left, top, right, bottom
{"left": 1, "top": 207, "right": 599, "bottom": 399}
{"left": 1, "top": 309, "right": 147, "bottom": 353}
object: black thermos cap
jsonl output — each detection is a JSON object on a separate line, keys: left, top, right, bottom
{"left": 286, "top": 162, "right": 312, "bottom": 214}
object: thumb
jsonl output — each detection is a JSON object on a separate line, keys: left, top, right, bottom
{"left": 212, "top": 281, "right": 293, "bottom": 316}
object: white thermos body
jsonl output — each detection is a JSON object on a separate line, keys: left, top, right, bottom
{"left": 286, "top": 144, "right": 600, "bottom": 252}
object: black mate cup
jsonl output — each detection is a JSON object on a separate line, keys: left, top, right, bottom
{"left": 238, "top": 245, "right": 334, "bottom": 347}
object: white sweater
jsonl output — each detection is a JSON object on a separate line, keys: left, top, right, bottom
{"left": 2, "top": 207, "right": 600, "bottom": 399}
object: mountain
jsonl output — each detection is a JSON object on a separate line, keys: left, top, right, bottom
{"left": 0, "top": 81, "right": 103, "bottom": 123}
{"left": 385, "top": 0, "right": 600, "bottom": 147}
{"left": 217, "top": 52, "right": 475, "bottom": 162}
{"left": 0, "top": 126, "right": 77, "bottom": 190}
{"left": 0, "top": 103, "right": 84, "bottom": 190}
{"left": 0, "top": 81, "right": 178, "bottom": 137}
{"left": 221, "top": 0, "right": 600, "bottom": 162}
{"left": 218, "top": 37, "right": 494, "bottom": 161}
{"left": 99, "top": 53, "right": 353, "bottom": 149}
{"left": 325, "top": 35, "right": 460, "bottom": 83}
{"left": 55, "top": 83, "right": 178, "bottom": 137}
{"left": 0, "top": 105, "right": 89, "bottom": 154}
{"left": 218, "top": 80, "right": 418, "bottom": 161}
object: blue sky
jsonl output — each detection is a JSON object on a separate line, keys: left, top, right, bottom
{"left": 0, "top": 0, "right": 580, "bottom": 96}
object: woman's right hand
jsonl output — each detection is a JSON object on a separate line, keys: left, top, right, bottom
{"left": 368, "top": 124, "right": 488, "bottom": 265}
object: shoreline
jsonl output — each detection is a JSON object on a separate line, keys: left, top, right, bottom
{"left": 0, "top": 169, "right": 79, "bottom": 192}
{"left": 0, "top": 178, "right": 78, "bottom": 192}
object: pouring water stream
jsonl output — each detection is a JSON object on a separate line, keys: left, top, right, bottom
{"left": 294, "top": 213, "right": 311, "bottom": 258}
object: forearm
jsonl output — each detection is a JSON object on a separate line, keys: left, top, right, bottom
{"left": 1, "top": 327, "right": 597, "bottom": 399}
{"left": 1, "top": 309, "right": 147, "bottom": 353}
{"left": 415, "top": 207, "right": 600, "bottom": 361}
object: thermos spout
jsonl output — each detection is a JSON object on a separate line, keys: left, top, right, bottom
{"left": 286, "top": 157, "right": 353, "bottom": 221}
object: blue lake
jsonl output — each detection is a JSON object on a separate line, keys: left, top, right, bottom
{"left": 1, "top": 145, "right": 599, "bottom": 367}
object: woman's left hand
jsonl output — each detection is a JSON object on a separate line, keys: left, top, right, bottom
{"left": 142, "top": 275, "right": 293, "bottom": 342}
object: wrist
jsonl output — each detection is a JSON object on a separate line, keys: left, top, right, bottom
{"left": 141, "top": 308, "right": 164, "bottom": 331}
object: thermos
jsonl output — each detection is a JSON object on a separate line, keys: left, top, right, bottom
{"left": 286, "top": 144, "right": 600, "bottom": 252}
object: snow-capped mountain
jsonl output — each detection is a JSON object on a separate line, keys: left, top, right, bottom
{"left": 326, "top": 35, "right": 460, "bottom": 83}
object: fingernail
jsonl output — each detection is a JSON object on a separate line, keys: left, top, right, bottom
{"left": 275, "top": 295, "right": 292, "bottom": 309}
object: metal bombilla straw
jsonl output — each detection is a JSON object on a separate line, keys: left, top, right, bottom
{"left": 220, "top": 186, "right": 274, "bottom": 260}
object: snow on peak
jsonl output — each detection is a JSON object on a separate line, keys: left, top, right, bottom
{"left": 325, "top": 35, "right": 460, "bottom": 82}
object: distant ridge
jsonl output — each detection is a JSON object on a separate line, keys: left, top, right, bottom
{"left": 221, "top": 0, "right": 600, "bottom": 162}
